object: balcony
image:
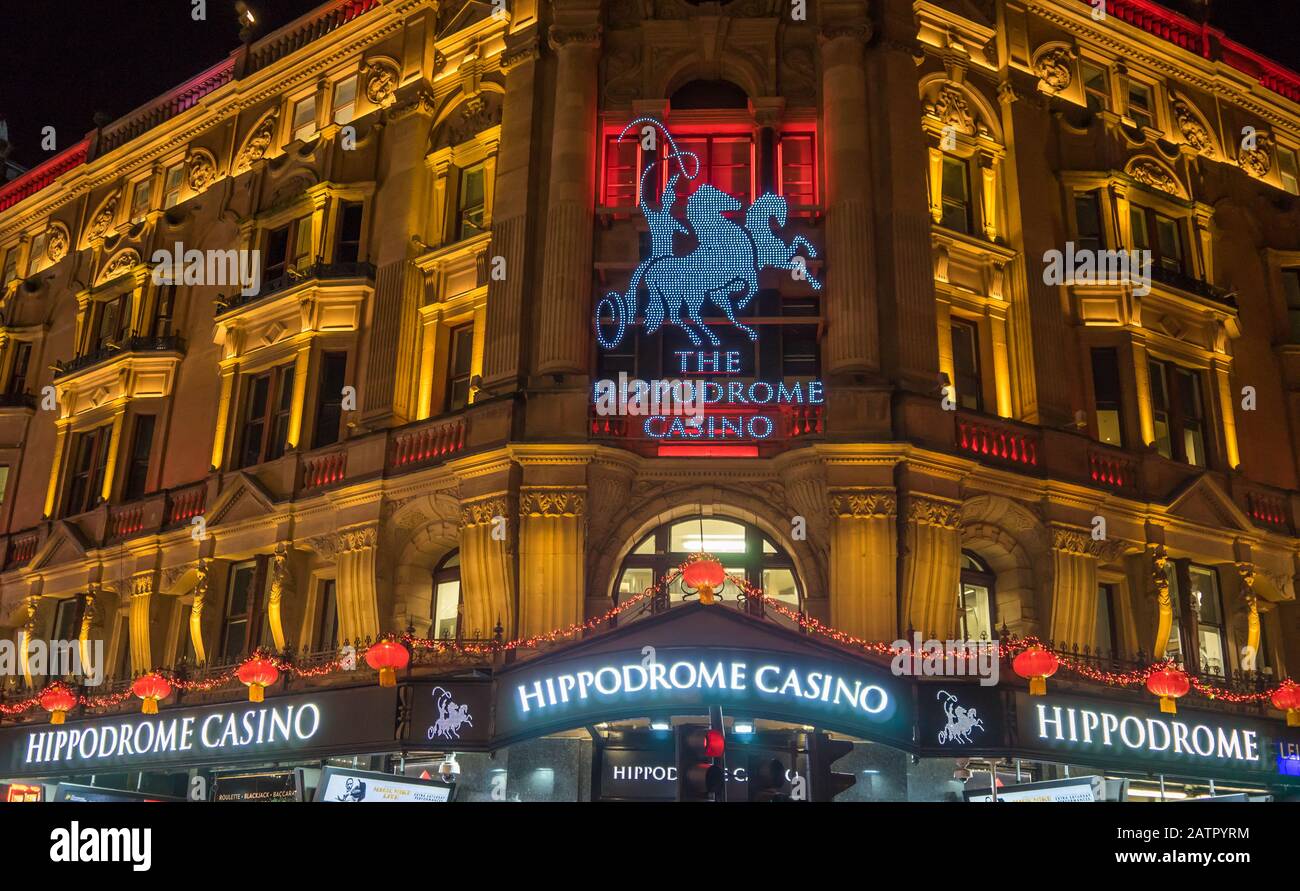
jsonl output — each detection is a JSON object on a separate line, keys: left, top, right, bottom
{"left": 0, "top": 391, "right": 36, "bottom": 410}
{"left": 386, "top": 415, "right": 469, "bottom": 473}
{"left": 2, "top": 529, "right": 40, "bottom": 571}
{"left": 216, "top": 261, "right": 376, "bottom": 316}
{"left": 52, "top": 335, "right": 185, "bottom": 381}
{"left": 955, "top": 413, "right": 1041, "bottom": 469}
{"left": 1147, "top": 263, "right": 1236, "bottom": 309}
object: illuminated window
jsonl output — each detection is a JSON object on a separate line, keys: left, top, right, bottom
{"left": 603, "top": 134, "right": 640, "bottom": 207}
{"left": 431, "top": 550, "right": 461, "bottom": 640}
{"left": 1188, "top": 564, "right": 1225, "bottom": 677}
{"left": 1080, "top": 61, "right": 1109, "bottom": 113}
{"left": 950, "top": 319, "right": 983, "bottom": 411}
{"left": 28, "top": 230, "right": 49, "bottom": 272}
{"left": 675, "top": 135, "right": 753, "bottom": 204}
{"left": 316, "top": 579, "right": 339, "bottom": 649}
{"left": 457, "top": 164, "right": 487, "bottom": 240}
{"left": 444, "top": 324, "right": 474, "bottom": 412}
{"left": 0, "top": 465, "right": 8, "bottom": 507}
{"left": 130, "top": 178, "right": 153, "bottom": 222}
{"left": 292, "top": 95, "right": 317, "bottom": 142}
{"left": 1283, "top": 268, "right": 1300, "bottom": 343}
{"left": 332, "top": 76, "right": 358, "bottom": 126}
{"left": 162, "top": 163, "right": 185, "bottom": 209}
{"left": 778, "top": 133, "right": 816, "bottom": 206}
{"left": 1126, "top": 80, "right": 1154, "bottom": 130}
{"left": 1279, "top": 146, "right": 1300, "bottom": 195}
{"left": 1148, "top": 359, "right": 1206, "bottom": 466}
{"left": 236, "top": 364, "right": 296, "bottom": 468}
{"left": 613, "top": 517, "right": 802, "bottom": 617}
{"left": 88, "top": 292, "right": 131, "bottom": 352}
{"left": 63, "top": 426, "right": 112, "bottom": 517}
{"left": 221, "top": 561, "right": 259, "bottom": 662}
{"left": 1, "top": 246, "right": 17, "bottom": 287}
{"left": 939, "top": 156, "right": 971, "bottom": 234}
{"left": 1090, "top": 347, "right": 1124, "bottom": 446}
{"left": 957, "top": 551, "right": 996, "bottom": 642}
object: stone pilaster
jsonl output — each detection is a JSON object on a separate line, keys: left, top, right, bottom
{"left": 519, "top": 487, "right": 586, "bottom": 637}
{"left": 336, "top": 524, "right": 380, "bottom": 643}
{"left": 828, "top": 489, "right": 897, "bottom": 640}
{"left": 459, "top": 494, "right": 517, "bottom": 638}
{"left": 266, "top": 543, "right": 294, "bottom": 651}
{"left": 534, "top": 17, "right": 602, "bottom": 376}
{"left": 900, "top": 496, "right": 963, "bottom": 638}
{"left": 189, "top": 558, "right": 210, "bottom": 665}
{"left": 128, "top": 571, "right": 159, "bottom": 673}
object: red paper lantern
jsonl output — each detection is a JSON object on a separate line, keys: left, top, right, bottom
{"left": 237, "top": 655, "right": 281, "bottom": 703}
{"left": 39, "top": 683, "right": 78, "bottom": 725}
{"left": 132, "top": 672, "right": 172, "bottom": 715}
{"left": 1271, "top": 679, "right": 1300, "bottom": 727}
{"left": 1012, "top": 646, "right": 1060, "bottom": 696}
{"left": 1145, "top": 664, "right": 1190, "bottom": 715}
{"left": 682, "top": 557, "right": 726, "bottom": 605}
{"left": 365, "top": 639, "right": 409, "bottom": 687}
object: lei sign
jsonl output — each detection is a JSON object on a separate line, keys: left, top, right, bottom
{"left": 592, "top": 118, "right": 825, "bottom": 444}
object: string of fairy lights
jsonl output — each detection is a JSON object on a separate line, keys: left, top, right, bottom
{"left": 2, "top": 555, "right": 1295, "bottom": 720}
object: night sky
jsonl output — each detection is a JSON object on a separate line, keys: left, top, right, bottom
{"left": 0, "top": 0, "right": 1297, "bottom": 171}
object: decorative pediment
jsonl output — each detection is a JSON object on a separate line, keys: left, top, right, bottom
{"left": 205, "top": 472, "right": 277, "bottom": 528}
{"left": 27, "top": 522, "right": 91, "bottom": 573}
{"left": 1125, "top": 155, "right": 1185, "bottom": 198}
{"left": 97, "top": 248, "right": 141, "bottom": 285}
{"left": 1165, "top": 476, "right": 1254, "bottom": 535}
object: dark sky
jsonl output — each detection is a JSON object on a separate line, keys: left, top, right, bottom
{"left": 0, "top": 0, "right": 1297, "bottom": 171}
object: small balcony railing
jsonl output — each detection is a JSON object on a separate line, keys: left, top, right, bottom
{"left": 0, "top": 391, "right": 36, "bottom": 409}
{"left": 53, "top": 335, "right": 185, "bottom": 380}
{"left": 387, "top": 415, "right": 468, "bottom": 472}
{"left": 1147, "top": 263, "right": 1236, "bottom": 308}
{"left": 1088, "top": 445, "right": 1140, "bottom": 491}
{"left": 217, "top": 261, "right": 376, "bottom": 315}
{"left": 2, "top": 530, "right": 39, "bottom": 571}
{"left": 956, "top": 413, "right": 1041, "bottom": 468}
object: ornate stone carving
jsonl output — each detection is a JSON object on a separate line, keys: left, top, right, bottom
{"left": 441, "top": 95, "right": 501, "bottom": 148}
{"left": 519, "top": 488, "right": 586, "bottom": 517}
{"left": 338, "top": 525, "right": 378, "bottom": 552}
{"left": 87, "top": 194, "right": 119, "bottom": 240}
{"left": 186, "top": 151, "right": 216, "bottom": 191}
{"left": 99, "top": 248, "right": 140, "bottom": 283}
{"left": 364, "top": 59, "right": 400, "bottom": 106}
{"left": 1171, "top": 99, "right": 1213, "bottom": 156}
{"left": 1033, "top": 46, "right": 1075, "bottom": 93}
{"left": 236, "top": 111, "right": 278, "bottom": 170}
{"left": 1238, "top": 132, "right": 1272, "bottom": 178}
{"left": 1128, "top": 158, "right": 1179, "bottom": 194}
{"left": 829, "top": 489, "right": 897, "bottom": 518}
{"left": 304, "top": 534, "right": 338, "bottom": 560}
{"left": 268, "top": 544, "right": 294, "bottom": 611}
{"left": 500, "top": 38, "right": 540, "bottom": 73}
{"left": 46, "top": 224, "right": 69, "bottom": 263}
{"left": 907, "top": 497, "right": 963, "bottom": 529}
{"left": 548, "top": 25, "right": 602, "bottom": 50}
{"left": 926, "top": 85, "right": 984, "bottom": 138}
{"left": 461, "top": 495, "right": 508, "bottom": 527}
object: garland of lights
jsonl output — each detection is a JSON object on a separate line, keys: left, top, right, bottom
{"left": 0, "top": 557, "right": 1289, "bottom": 719}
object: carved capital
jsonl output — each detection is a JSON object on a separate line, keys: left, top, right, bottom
{"left": 338, "top": 525, "right": 378, "bottom": 552}
{"left": 829, "top": 489, "right": 897, "bottom": 519}
{"left": 519, "top": 487, "right": 586, "bottom": 518}
{"left": 461, "top": 494, "right": 509, "bottom": 527}
{"left": 501, "top": 36, "right": 541, "bottom": 72}
{"left": 906, "top": 496, "right": 963, "bottom": 529}
{"left": 548, "top": 25, "right": 602, "bottom": 51}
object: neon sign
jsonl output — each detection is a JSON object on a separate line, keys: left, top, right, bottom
{"left": 592, "top": 119, "right": 824, "bottom": 445}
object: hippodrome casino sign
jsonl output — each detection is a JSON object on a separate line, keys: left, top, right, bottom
{"left": 591, "top": 118, "right": 825, "bottom": 443}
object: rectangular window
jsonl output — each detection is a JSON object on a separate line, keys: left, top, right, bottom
{"left": 263, "top": 223, "right": 291, "bottom": 283}
{"left": 51, "top": 597, "right": 83, "bottom": 643}
{"left": 1188, "top": 564, "right": 1226, "bottom": 676}
{"left": 312, "top": 352, "right": 348, "bottom": 449}
{"left": 675, "top": 135, "right": 754, "bottom": 205}
{"left": 1090, "top": 347, "right": 1124, "bottom": 446}
{"left": 1148, "top": 359, "right": 1207, "bottom": 466}
{"left": 1096, "top": 584, "right": 1118, "bottom": 655}
{"left": 122, "top": 415, "right": 156, "bottom": 501}
{"left": 950, "top": 319, "right": 983, "bottom": 411}
{"left": 221, "top": 561, "right": 258, "bottom": 662}
{"left": 1, "top": 247, "right": 17, "bottom": 287}
{"left": 778, "top": 133, "right": 816, "bottom": 206}
{"left": 939, "top": 156, "right": 971, "bottom": 234}
{"left": 89, "top": 293, "right": 131, "bottom": 352}
{"left": 332, "top": 76, "right": 358, "bottom": 126}
{"left": 445, "top": 324, "right": 474, "bottom": 412}
{"left": 1279, "top": 146, "right": 1300, "bottom": 195}
{"left": 1282, "top": 268, "right": 1300, "bottom": 343}
{"left": 237, "top": 365, "right": 295, "bottom": 468}
{"left": 152, "top": 285, "right": 175, "bottom": 338}
{"left": 316, "top": 579, "right": 339, "bottom": 649}
{"left": 1166, "top": 562, "right": 1186, "bottom": 660}
{"left": 64, "top": 425, "right": 112, "bottom": 516}
{"left": 130, "top": 178, "right": 152, "bottom": 222}
{"left": 1081, "top": 61, "right": 1109, "bottom": 113}
{"left": 781, "top": 322, "right": 820, "bottom": 379}
{"left": 292, "top": 96, "right": 317, "bottom": 142}
{"left": 1074, "top": 190, "right": 1105, "bottom": 253}
{"left": 1130, "top": 206, "right": 1185, "bottom": 275}
{"left": 29, "top": 232, "right": 49, "bottom": 273}
{"left": 0, "top": 465, "right": 9, "bottom": 507}
{"left": 457, "top": 164, "right": 487, "bottom": 240}
{"left": 603, "top": 134, "right": 640, "bottom": 207}
{"left": 1127, "top": 81, "right": 1154, "bottom": 130}
{"left": 334, "top": 202, "right": 363, "bottom": 265}
{"left": 162, "top": 163, "right": 185, "bottom": 209}
{"left": 291, "top": 216, "right": 314, "bottom": 273}
{"left": 7, "top": 341, "right": 32, "bottom": 396}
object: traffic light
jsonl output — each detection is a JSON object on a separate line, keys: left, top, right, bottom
{"left": 807, "top": 732, "right": 856, "bottom": 801}
{"left": 676, "top": 724, "right": 726, "bottom": 801}
{"left": 746, "top": 755, "right": 792, "bottom": 802}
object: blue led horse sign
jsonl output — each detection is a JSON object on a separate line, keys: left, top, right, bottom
{"left": 595, "top": 118, "right": 822, "bottom": 350}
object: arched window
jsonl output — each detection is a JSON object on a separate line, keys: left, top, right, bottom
{"left": 613, "top": 517, "right": 801, "bottom": 615}
{"left": 431, "top": 550, "right": 461, "bottom": 640}
{"left": 958, "top": 551, "right": 996, "bottom": 641}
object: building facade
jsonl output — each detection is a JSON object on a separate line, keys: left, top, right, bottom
{"left": 0, "top": 0, "right": 1298, "bottom": 801}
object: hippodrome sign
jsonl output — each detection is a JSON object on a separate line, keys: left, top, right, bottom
{"left": 592, "top": 119, "right": 825, "bottom": 442}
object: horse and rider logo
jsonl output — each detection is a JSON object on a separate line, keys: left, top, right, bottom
{"left": 594, "top": 118, "right": 822, "bottom": 351}
{"left": 936, "top": 689, "right": 986, "bottom": 745}
{"left": 426, "top": 686, "right": 473, "bottom": 741}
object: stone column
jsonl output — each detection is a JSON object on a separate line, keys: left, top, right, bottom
{"left": 1047, "top": 527, "right": 1100, "bottom": 646}
{"left": 459, "top": 494, "right": 517, "bottom": 638}
{"left": 128, "top": 571, "right": 159, "bottom": 673}
{"left": 899, "top": 496, "right": 963, "bottom": 638}
{"left": 519, "top": 487, "right": 586, "bottom": 637}
{"left": 336, "top": 525, "right": 380, "bottom": 643}
{"left": 820, "top": 11, "right": 877, "bottom": 375}
{"left": 828, "top": 490, "right": 897, "bottom": 640}
{"left": 534, "top": 16, "right": 602, "bottom": 376}
{"left": 1211, "top": 356, "right": 1241, "bottom": 469}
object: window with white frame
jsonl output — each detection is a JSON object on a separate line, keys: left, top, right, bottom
{"left": 292, "top": 95, "right": 317, "bottom": 142}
